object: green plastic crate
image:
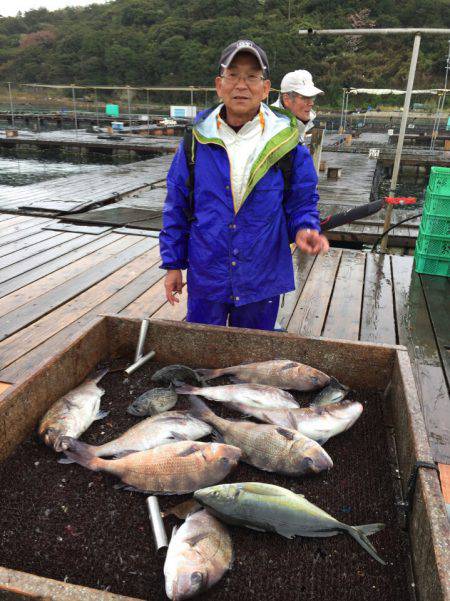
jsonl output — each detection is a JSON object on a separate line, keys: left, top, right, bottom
{"left": 416, "top": 232, "right": 450, "bottom": 259}
{"left": 414, "top": 251, "right": 450, "bottom": 277}
{"left": 424, "top": 188, "right": 450, "bottom": 217}
{"left": 419, "top": 208, "right": 450, "bottom": 238}
{"left": 428, "top": 166, "right": 450, "bottom": 195}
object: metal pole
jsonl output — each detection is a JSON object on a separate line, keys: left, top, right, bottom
{"left": 190, "top": 87, "right": 194, "bottom": 105}
{"left": 7, "top": 82, "right": 15, "bottom": 128}
{"left": 380, "top": 33, "right": 422, "bottom": 253}
{"left": 127, "top": 86, "right": 132, "bottom": 131}
{"left": 95, "top": 88, "right": 99, "bottom": 127}
{"left": 299, "top": 28, "right": 450, "bottom": 35}
{"left": 146, "top": 89, "right": 150, "bottom": 134}
{"left": 72, "top": 85, "right": 78, "bottom": 136}
{"left": 338, "top": 88, "right": 345, "bottom": 132}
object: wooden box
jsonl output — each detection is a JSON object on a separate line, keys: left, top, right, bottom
{"left": 0, "top": 317, "right": 449, "bottom": 600}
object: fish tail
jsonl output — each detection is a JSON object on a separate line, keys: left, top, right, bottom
{"left": 88, "top": 367, "right": 109, "bottom": 384}
{"left": 189, "top": 395, "right": 220, "bottom": 426}
{"left": 195, "top": 367, "right": 227, "bottom": 381}
{"left": 174, "top": 382, "right": 198, "bottom": 395}
{"left": 347, "top": 524, "right": 386, "bottom": 565}
{"left": 59, "top": 436, "right": 104, "bottom": 471}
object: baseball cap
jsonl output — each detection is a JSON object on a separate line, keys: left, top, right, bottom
{"left": 280, "top": 70, "right": 323, "bottom": 97}
{"left": 219, "top": 40, "right": 269, "bottom": 76}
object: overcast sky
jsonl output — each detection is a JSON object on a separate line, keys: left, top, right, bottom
{"left": 1, "top": 0, "right": 110, "bottom": 17}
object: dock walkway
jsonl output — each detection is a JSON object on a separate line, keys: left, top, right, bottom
{"left": 0, "top": 214, "right": 447, "bottom": 471}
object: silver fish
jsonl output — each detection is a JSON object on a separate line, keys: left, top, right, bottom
{"left": 127, "top": 386, "right": 178, "bottom": 416}
{"left": 196, "top": 359, "right": 330, "bottom": 391}
{"left": 229, "top": 400, "right": 363, "bottom": 445}
{"left": 38, "top": 368, "right": 108, "bottom": 451}
{"left": 175, "top": 382, "right": 299, "bottom": 409}
{"left": 60, "top": 411, "right": 212, "bottom": 458}
{"left": 195, "top": 482, "right": 386, "bottom": 565}
{"left": 164, "top": 509, "right": 233, "bottom": 600}
{"left": 189, "top": 396, "right": 332, "bottom": 476}
{"left": 311, "top": 377, "right": 349, "bottom": 407}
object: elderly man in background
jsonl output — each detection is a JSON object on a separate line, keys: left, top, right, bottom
{"left": 272, "top": 70, "right": 323, "bottom": 142}
{"left": 160, "top": 41, "right": 328, "bottom": 331}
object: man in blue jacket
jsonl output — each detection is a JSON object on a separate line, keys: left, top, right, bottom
{"left": 159, "top": 39, "right": 329, "bottom": 330}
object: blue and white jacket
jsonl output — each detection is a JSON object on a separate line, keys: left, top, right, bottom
{"left": 159, "top": 102, "right": 320, "bottom": 306}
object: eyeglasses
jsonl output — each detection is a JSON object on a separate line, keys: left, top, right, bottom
{"left": 289, "top": 92, "right": 317, "bottom": 102}
{"left": 221, "top": 73, "right": 265, "bottom": 85}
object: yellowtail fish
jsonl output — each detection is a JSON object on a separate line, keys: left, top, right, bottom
{"left": 195, "top": 482, "right": 386, "bottom": 565}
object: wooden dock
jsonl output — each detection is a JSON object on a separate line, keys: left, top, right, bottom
{"left": 0, "top": 129, "right": 180, "bottom": 155}
{"left": 0, "top": 213, "right": 448, "bottom": 471}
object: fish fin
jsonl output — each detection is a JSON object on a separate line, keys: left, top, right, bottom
{"left": 127, "top": 406, "right": 144, "bottom": 417}
{"left": 58, "top": 436, "right": 100, "bottom": 470}
{"left": 355, "top": 523, "right": 385, "bottom": 537}
{"left": 169, "top": 431, "right": 188, "bottom": 441}
{"left": 171, "top": 525, "right": 179, "bottom": 539}
{"left": 95, "top": 410, "right": 109, "bottom": 421}
{"left": 329, "top": 376, "right": 350, "bottom": 392}
{"left": 195, "top": 368, "right": 223, "bottom": 381}
{"left": 174, "top": 382, "right": 197, "bottom": 395}
{"left": 186, "top": 533, "right": 209, "bottom": 547}
{"left": 57, "top": 456, "right": 75, "bottom": 464}
{"left": 347, "top": 524, "right": 386, "bottom": 565}
{"left": 88, "top": 367, "right": 109, "bottom": 384}
{"left": 188, "top": 395, "right": 215, "bottom": 420}
{"left": 280, "top": 361, "right": 298, "bottom": 371}
{"left": 228, "top": 376, "right": 245, "bottom": 384}
{"left": 246, "top": 525, "right": 267, "bottom": 533}
{"left": 276, "top": 427, "right": 296, "bottom": 440}
{"left": 261, "top": 412, "right": 275, "bottom": 425}
{"left": 211, "top": 429, "right": 224, "bottom": 443}
{"left": 113, "top": 450, "right": 137, "bottom": 459}
{"left": 114, "top": 482, "right": 127, "bottom": 490}
{"left": 162, "top": 499, "right": 202, "bottom": 519}
{"left": 275, "top": 526, "right": 295, "bottom": 539}
{"left": 287, "top": 411, "right": 298, "bottom": 430}
{"left": 177, "top": 443, "right": 201, "bottom": 457}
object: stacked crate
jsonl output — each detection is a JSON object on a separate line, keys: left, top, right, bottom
{"left": 414, "top": 166, "right": 450, "bottom": 277}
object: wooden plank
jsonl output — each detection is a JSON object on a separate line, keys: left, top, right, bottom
{"left": 287, "top": 248, "right": 342, "bottom": 337}
{"left": 0, "top": 232, "right": 84, "bottom": 271}
{"left": 119, "top": 275, "right": 166, "bottom": 318}
{"left": 0, "top": 233, "right": 127, "bottom": 299}
{"left": 276, "top": 250, "right": 316, "bottom": 330}
{"left": 439, "top": 463, "right": 450, "bottom": 504}
{"left": 0, "top": 260, "right": 166, "bottom": 384}
{"left": 0, "top": 238, "right": 158, "bottom": 340}
{"left": 0, "top": 232, "right": 83, "bottom": 285}
{"left": 0, "top": 234, "right": 129, "bottom": 316}
{"left": 0, "top": 229, "right": 61, "bottom": 259}
{"left": 0, "top": 218, "right": 51, "bottom": 245}
{"left": 392, "top": 255, "right": 450, "bottom": 464}
{"left": 322, "top": 250, "right": 366, "bottom": 340}
{"left": 0, "top": 382, "right": 11, "bottom": 394}
{"left": 0, "top": 248, "right": 160, "bottom": 372}
{"left": 360, "top": 253, "right": 396, "bottom": 345}
{"left": 420, "top": 274, "right": 450, "bottom": 386}
{"left": 151, "top": 288, "right": 188, "bottom": 321}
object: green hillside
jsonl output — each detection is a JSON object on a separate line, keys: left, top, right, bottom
{"left": 0, "top": 0, "right": 449, "bottom": 104}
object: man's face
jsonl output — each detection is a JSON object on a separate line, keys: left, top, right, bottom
{"left": 215, "top": 53, "right": 271, "bottom": 120}
{"left": 283, "top": 92, "right": 316, "bottom": 123}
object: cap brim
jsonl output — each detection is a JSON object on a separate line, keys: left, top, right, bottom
{"left": 221, "top": 47, "right": 267, "bottom": 73}
{"left": 282, "top": 84, "right": 324, "bottom": 96}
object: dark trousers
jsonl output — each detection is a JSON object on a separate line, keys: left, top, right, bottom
{"left": 186, "top": 296, "right": 280, "bottom": 331}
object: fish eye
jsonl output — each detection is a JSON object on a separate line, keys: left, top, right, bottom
{"left": 191, "top": 571, "right": 203, "bottom": 584}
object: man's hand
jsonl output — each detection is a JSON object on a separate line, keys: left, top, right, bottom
{"left": 165, "top": 269, "right": 183, "bottom": 305}
{"left": 295, "top": 229, "right": 329, "bottom": 255}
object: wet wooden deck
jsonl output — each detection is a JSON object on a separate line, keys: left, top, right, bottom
{"left": 0, "top": 214, "right": 448, "bottom": 473}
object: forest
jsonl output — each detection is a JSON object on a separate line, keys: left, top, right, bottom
{"left": 0, "top": 0, "right": 449, "bottom": 105}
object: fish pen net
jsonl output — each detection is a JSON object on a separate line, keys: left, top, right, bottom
{"left": 0, "top": 362, "right": 414, "bottom": 601}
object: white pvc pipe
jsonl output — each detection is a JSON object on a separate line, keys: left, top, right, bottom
{"left": 299, "top": 28, "right": 450, "bottom": 35}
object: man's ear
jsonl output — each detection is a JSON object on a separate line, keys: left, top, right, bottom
{"left": 262, "top": 79, "right": 271, "bottom": 100}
